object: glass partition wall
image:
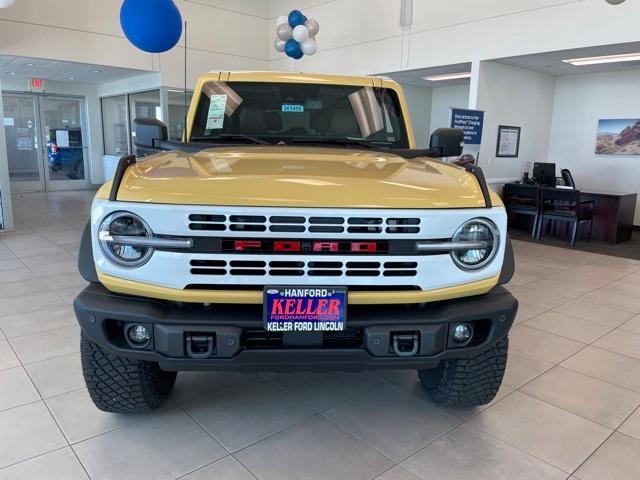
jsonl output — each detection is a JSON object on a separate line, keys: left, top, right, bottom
{"left": 167, "top": 89, "right": 193, "bottom": 141}
{"left": 101, "top": 95, "right": 128, "bottom": 156}
{"left": 100, "top": 88, "right": 192, "bottom": 156}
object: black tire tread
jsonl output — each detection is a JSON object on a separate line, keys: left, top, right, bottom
{"left": 81, "top": 333, "right": 176, "bottom": 413}
{"left": 418, "top": 338, "right": 508, "bottom": 407}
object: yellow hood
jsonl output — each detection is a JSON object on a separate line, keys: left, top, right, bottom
{"left": 102, "top": 147, "right": 496, "bottom": 209}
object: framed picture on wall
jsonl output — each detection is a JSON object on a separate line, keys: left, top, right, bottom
{"left": 596, "top": 119, "right": 640, "bottom": 155}
{"left": 496, "top": 125, "right": 521, "bottom": 158}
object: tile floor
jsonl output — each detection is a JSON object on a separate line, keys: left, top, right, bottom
{"left": 0, "top": 191, "right": 639, "bottom": 480}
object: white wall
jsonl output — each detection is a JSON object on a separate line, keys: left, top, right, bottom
{"left": 268, "top": 0, "right": 640, "bottom": 75}
{"left": 400, "top": 84, "right": 432, "bottom": 148}
{"left": 475, "top": 61, "right": 555, "bottom": 183}
{"left": 0, "top": 79, "right": 14, "bottom": 231}
{"left": 430, "top": 85, "right": 470, "bottom": 131}
{"left": 0, "top": 0, "right": 271, "bottom": 84}
{"left": 548, "top": 70, "right": 640, "bottom": 225}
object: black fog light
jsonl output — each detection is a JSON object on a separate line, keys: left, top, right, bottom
{"left": 451, "top": 323, "right": 473, "bottom": 344}
{"left": 126, "top": 323, "right": 151, "bottom": 348}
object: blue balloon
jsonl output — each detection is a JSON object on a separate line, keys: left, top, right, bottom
{"left": 288, "top": 9, "right": 307, "bottom": 28}
{"left": 120, "top": 0, "right": 183, "bottom": 53}
{"left": 284, "top": 39, "right": 303, "bottom": 59}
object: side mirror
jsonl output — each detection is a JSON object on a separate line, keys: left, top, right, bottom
{"left": 134, "top": 118, "right": 168, "bottom": 149}
{"left": 429, "top": 128, "right": 464, "bottom": 157}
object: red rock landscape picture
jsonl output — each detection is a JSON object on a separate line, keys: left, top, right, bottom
{"left": 596, "top": 118, "right": 640, "bottom": 155}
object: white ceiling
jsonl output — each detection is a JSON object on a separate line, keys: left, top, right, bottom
{"left": 495, "top": 42, "right": 640, "bottom": 75}
{"left": 0, "top": 55, "right": 148, "bottom": 84}
{"left": 381, "top": 63, "right": 472, "bottom": 87}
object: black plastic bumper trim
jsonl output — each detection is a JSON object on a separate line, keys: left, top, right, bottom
{"left": 74, "top": 284, "right": 517, "bottom": 372}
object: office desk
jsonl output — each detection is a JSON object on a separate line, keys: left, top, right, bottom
{"left": 504, "top": 184, "right": 637, "bottom": 244}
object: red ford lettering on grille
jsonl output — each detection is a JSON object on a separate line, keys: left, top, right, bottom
{"left": 351, "top": 242, "right": 377, "bottom": 253}
{"left": 313, "top": 242, "right": 339, "bottom": 252}
{"left": 234, "top": 240, "right": 262, "bottom": 251}
{"left": 274, "top": 241, "right": 301, "bottom": 252}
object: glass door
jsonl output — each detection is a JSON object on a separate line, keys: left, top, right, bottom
{"left": 39, "top": 96, "right": 90, "bottom": 190}
{"left": 3, "top": 93, "right": 44, "bottom": 192}
{"left": 2, "top": 93, "right": 90, "bottom": 192}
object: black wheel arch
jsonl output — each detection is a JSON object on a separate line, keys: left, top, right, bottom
{"left": 498, "top": 233, "right": 515, "bottom": 285}
{"left": 78, "top": 221, "right": 99, "bottom": 283}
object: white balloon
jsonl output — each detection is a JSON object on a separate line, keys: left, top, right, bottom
{"left": 276, "top": 23, "right": 293, "bottom": 41}
{"left": 305, "top": 19, "right": 320, "bottom": 37}
{"left": 292, "top": 25, "right": 309, "bottom": 43}
{"left": 274, "top": 38, "right": 286, "bottom": 53}
{"left": 300, "top": 38, "right": 317, "bottom": 56}
{"left": 276, "top": 15, "right": 289, "bottom": 26}
{"left": 0, "top": 0, "right": 15, "bottom": 7}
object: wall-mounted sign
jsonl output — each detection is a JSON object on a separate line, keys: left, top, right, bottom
{"left": 450, "top": 107, "right": 484, "bottom": 166}
{"left": 29, "top": 78, "right": 45, "bottom": 93}
{"left": 496, "top": 125, "right": 521, "bottom": 158}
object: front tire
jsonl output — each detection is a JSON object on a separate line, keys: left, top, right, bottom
{"left": 81, "top": 333, "right": 177, "bottom": 413}
{"left": 418, "top": 338, "right": 508, "bottom": 407}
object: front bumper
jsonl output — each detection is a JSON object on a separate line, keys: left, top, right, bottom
{"left": 74, "top": 284, "right": 517, "bottom": 372}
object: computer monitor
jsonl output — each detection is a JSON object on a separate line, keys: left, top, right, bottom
{"left": 533, "top": 162, "right": 556, "bottom": 186}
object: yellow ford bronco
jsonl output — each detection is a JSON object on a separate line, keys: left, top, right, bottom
{"left": 76, "top": 71, "right": 517, "bottom": 413}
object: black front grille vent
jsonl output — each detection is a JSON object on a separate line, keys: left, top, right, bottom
{"left": 188, "top": 214, "right": 421, "bottom": 235}
{"left": 189, "top": 260, "right": 417, "bottom": 277}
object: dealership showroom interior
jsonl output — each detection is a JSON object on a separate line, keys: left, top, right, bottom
{"left": 3, "top": 0, "right": 640, "bottom": 479}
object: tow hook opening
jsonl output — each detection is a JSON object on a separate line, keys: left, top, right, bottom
{"left": 185, "top": 333, "right": 215, "bottom": 358}
{"left": 391, "top": 332, "right": 419, "bottom": 357}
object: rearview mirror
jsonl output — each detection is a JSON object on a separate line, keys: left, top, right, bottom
{"left": 134, "top": 118, "right": 168, "bottom": 149}
{"left": 429, "top": 128, "right": 464, "bottom": 157}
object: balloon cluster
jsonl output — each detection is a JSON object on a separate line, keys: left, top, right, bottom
{"left": 274, "top": 10, "right": 319, "bottom": 59}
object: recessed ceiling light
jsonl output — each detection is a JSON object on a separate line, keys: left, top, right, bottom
{"left": 168, "top": 89, "right": 184, "bottom": 93}
{"left": 25, "top": 63, "right": 35, "bottom": 67}
{"left": 92, "top": 69, "right": 102, "bottom": 73}
{"left": 68, "top": 76, "right": 75, "bottom": 81}
{"left": 7, "top": 72, "right": 16, "bottom": 75}
{"left": 422, "top": 72, "right": 472, "bottom": 82}
{"left": 563, "top": 52, "right": 640, "bottom": 66}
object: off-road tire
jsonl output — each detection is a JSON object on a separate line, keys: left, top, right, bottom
{"left": 81, "top": 333, "right": 177, "bottom": 413}
{"left": 417, "top": 338, "right": 508, "bottom": 407}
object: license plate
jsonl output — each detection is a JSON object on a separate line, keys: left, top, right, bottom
{"left": 264, "top": 286, "right": 347, "bottom": 332}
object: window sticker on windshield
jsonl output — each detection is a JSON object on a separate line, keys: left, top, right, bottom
{"left": 282, "top": 104, "right": 304, "bottom": 113}
{"left": 206, "top": 94, "right": 227, "bottom": 129}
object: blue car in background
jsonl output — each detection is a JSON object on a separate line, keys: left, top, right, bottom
{"left": 47, "top": 128, "right": 85, "bottom": 180}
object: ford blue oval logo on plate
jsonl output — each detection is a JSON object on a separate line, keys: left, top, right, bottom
{"left": 264, "top": 286, "right": 348, "bottom": 332}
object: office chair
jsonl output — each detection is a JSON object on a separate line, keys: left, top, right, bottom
{"left": 503, "top": 183, "right": 540, "bottom": 238}
{"left": 561, "top": 169, "right": 576, "bottom": 189}
{"left": 536, "top": 188, "right": 593, "bottom": 247}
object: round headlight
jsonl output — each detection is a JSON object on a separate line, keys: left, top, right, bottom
{"left": 451, "top": 218, "right": 499, "bottom": 270}
{"left": 99, "top": 212, "right": 153, "bottom": 267}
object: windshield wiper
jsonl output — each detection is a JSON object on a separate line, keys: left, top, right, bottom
{"left": 190, "top": 134, "right": 270, "bottom": 145}
{"left": 290, "top": 138, "right": 389, "bottom": 149}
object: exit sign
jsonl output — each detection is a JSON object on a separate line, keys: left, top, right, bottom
{"left": 30, "top": 78, "right": 44, "bottom": 92}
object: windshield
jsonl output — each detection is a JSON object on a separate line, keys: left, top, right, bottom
{"left": 190, "top": 81, "right": 410, "bottom": 148}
